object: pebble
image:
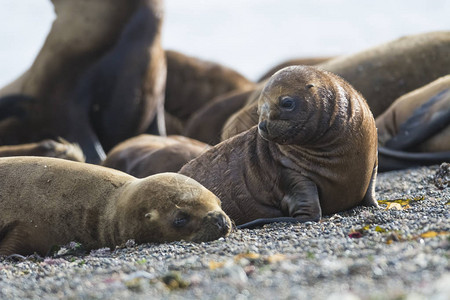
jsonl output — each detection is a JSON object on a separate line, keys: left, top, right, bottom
{"left": 0, "top": 165, "right": 449, "bottom": 299}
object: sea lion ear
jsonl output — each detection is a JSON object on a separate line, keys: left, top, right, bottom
{"left": 144, "top": 209, "right": 160, "bottom": 221}
{"left": 306, "top": 84, "right": 314, "bottom": 89}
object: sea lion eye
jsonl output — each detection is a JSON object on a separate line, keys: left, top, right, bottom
{"left": 279, "top": 97, "right": 295, "bottom": 111}
{"left": 173, "top": 214, "right": 190, "bottom": 228}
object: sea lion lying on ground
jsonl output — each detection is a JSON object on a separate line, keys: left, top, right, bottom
{"left": 180, "top": 66, "right": 378, "bottom": 226}
{"left": 102, "top": 134, "right": 210, "bottom": 177}
{"left": 183, "top": 89, "right": 254, "bottom": 145}
{"left": 0, "top": 138, "right": 85, "bottom": 162}
{"left": 221, "top": 31, "right": 450, "bottom": 141}
{"left": 163, "top": 50, "right": 255, "bottom": 135}
{"left": 318, "top": 31, "right": 450, "bottom": 117}
{"left": 376, "top": 75, "right": 450, "bottom": 171}
{"left": 0, "top": 0, "right": 166, "bottom": 162}
{"left": 0, "top": 157, "right": 231, "bottom": 257}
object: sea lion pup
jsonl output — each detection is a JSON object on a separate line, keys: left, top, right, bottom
{"left": 162, "top": 50, "right": 255, "bottom": 132}
{"left": 183, "top": 89, "right": 254, "bottom": 145}
{"left": 376, "top": 75, "right": 450, "bottom": 171}
{"left": 0, "top": 0, "right": 166, "bottom": 162}
{"left": 0, "top": 157, "right": 231, "bottom": 257}
{"left": 0, "top": 138, "right": 85, "bottom": 162}
{"left": 102, "top": 134, "right": 210, "bottom": 177}
{"left": 180, "top": 66, "right": 378, "bottom": 226}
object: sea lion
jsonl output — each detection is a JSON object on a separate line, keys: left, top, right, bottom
{"left": 184, "top": 89, "right": 254, "bottom": 145}
{"left": 319, "top": 31, "right": 450, "bottom": 117}
{"left": 220, "top": 87, "right": 262, "bottom": 141}
{"left": 0, "top": 138, "right": 85, "bottom": 162}
{"left": 0, "top": 157, "right": 231, "bottom": 257}
{"left": 102, "top": 134, "right": 210, "bottom": 177}
{"left": 164, "top": 50, "right": 255, "bottom": 125}
{"left": 180, "top": 66, "right": 378, "bottom": 226}
{"left": 376, "top": 75, "right": 450, "bottom": 171}
{"left": 0, "top": 0, "right": 166, "bottom": 162}
{"left": 221, "top": 31, "right": 450, "bottom": 141}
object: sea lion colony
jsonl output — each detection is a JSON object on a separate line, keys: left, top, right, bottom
{"left": 0, "top": 0, "right": 449, "bottom": 255}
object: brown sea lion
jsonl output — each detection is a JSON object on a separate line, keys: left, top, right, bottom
{"left": 184, "top": 89, "right": 254, "bottom": 145}
{"left": 221, "top": 31, "right": 450, "bottom": 141}
{"left": 161, "top": 50, "right": 255, "bottom": 134}
{"left": 319, "top": 31, "right": 450, "bottom": 117}
{"left": 0, "top": 157, "right": 231, "bottom": 257}
{"left": 0, "top": 0, "right": 166, "bottom": 162}
{"left": 376, "top": 75, "right": 450, "bottom": 171}
{"left": 220, "top": 87, "right": 262, "bottom": 141}
{"left": 180, "top": 66, "right": 378, "bottom": 226}
{"left": 257, "top": 56, "right": 334, "bottom": 82}
{"left": 0, "top": 138, "right": 85, "bottom": 162}
{"left": 102, "top": 134, "right": 210, "bottom": 178}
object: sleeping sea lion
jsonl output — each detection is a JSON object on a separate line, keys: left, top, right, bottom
{"left": 221, "top": 31, "right": 450, "bottom": 141}
{"left": 319, "top": 31, "right": 450, "bottom": 117}
{"left": 376, "top": 75, "right": 450, "bottom": 171}
{"left": 163, "top": 50, "right": 255, "bottom": 128}
{"left": 102, "top": 134, "right": 210, "bottom": 177}
{"left": 0, "top": 138, "right": 85, "bottom": 162}
{"left": 180, "top": 66, "right": 378, "bottom": 226}
{"left": 184, "top": 89, "right": 254, "bottom": 145}
{"left": 0, "top": 157, "right": 231, "bottom": 257}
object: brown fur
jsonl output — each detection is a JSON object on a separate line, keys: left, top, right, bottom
{"left": 164, "top": 50, "right": 255, "bottom": 126}
{"left": 319, "top": 31, "right": 450, "bottom": 117}
{"left": 220, "top": 31, "right": 450, "bottom": 140}
{"left": 257, "top": 57, "right": 334, "bottom": 82}
{"left": 0, "top": 157, "right": 231, "bottom": 256}
{"left": 376, "top": 75, "right": 450, "bottom": 152}
{"left": 184, "top": 89, "right": 254, "bottom": 145}
{"left": 102, "top": 134, "right": 210, "bottom": 177}
{"left": 180, "top": 66, "right": 378, "bottom": 225}
{"left": 0, "top": 138, "right": 85, "bottom": 162}
{"left": 0, "top": 0, "right": 166, "bottom": 162}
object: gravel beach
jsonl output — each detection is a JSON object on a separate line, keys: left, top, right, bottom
{"left": 0, "top": 164, "right": 449, "bottom": 300}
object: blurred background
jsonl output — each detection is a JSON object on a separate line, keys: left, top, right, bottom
{"left": 0, "top": 0, "right": 449, "bottom": 86}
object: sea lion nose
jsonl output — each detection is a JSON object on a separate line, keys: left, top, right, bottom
{"left": 258, "top": 120, "right": 268, "bottom": 133}
{"left": 211, "top": 212, "right": 231, "bottom": 233}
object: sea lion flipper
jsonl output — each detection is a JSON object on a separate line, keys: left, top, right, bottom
{"left": 385, "top": 88, "right": 450, "bottom": 150}
{"left": 236, "top": 217, "right": 301, "bottom": 229}
{"left": 378, "top": 146, "right": 450, "bottom": 172}
{"left": 280, "top": 171, "right": 322, "bottom": 222}
{"left": 360, "top": 165, "right": 379, "bottom": 207}
{"left": 0, "top": 223, "right": 32, "bottom": 256}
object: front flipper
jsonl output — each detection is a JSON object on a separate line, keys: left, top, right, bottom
{"left": 385, "top": 88, "right": 450, "bottom": 150}
{"left": 360, "top": 165, "right": 379, "bottom": 207}
{"left": 0, "top": 223, "right": 35, "bottom": 257}
{"left": 280, "top": 170, "right": 322, "bottom": 222}
{"left": 237, "top": 217, "right": 300, "bottom": 229}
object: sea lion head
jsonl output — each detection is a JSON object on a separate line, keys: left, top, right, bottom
{"left": 257, "top": 65, "right": 345, "bottom": 147}
{"left": 118, "top": 173, "right": 232, "bottom": 244}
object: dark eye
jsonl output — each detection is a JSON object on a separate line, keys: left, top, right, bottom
{"left": 279, "top": 97, "right": 295, "bottom": 111}
{"left": 173, "top": 214, "right": 190, "bottom": 228}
